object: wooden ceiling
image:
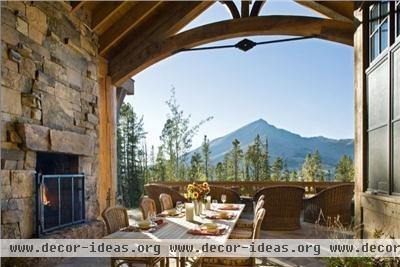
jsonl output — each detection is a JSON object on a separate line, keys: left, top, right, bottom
{"left": 69, "top": 1, "right": 355, "bottom": 86}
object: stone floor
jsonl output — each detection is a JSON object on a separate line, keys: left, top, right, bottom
{"left": 56, "top": 209, "right": 352, "bottom": 267}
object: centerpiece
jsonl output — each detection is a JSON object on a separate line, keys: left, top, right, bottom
{"left": 185, "top": 182, "right": 210, "bottom": 216}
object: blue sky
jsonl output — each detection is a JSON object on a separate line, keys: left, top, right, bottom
{"left": 126, "top": 0, "right": 354, "bottom": 150}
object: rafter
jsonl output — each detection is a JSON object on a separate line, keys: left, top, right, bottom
{"left": 99, "top": 1, "right": 163, "bottom": 56}
{"left": 110, "top": 15, "right": 354, "bottom": 85}
{"left": 107, "top": 1, "right": 214, "bottom": 66}
{"left": 220, "top": 1, "right": 241, "bottom": 19}
{"left": 70, "top": 1, "right": 84, "bottom": 13}
{"left": 295, "top": 1, "right": 354, "bottom": 23}
{"left": 91, "top": 2, "right": 129, "bottom": 33}
{"left": 241, "top": 0, "right": 250, "bottom": 17}
{"left": 250, "top": 0, "right": 266, "bottom": 17}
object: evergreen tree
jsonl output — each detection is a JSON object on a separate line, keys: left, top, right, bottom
{"left": 245, "top": 134, "right": 264, "bottom": 181}
{"left": 264, "top": 138, "right": 271, "bottom": 179}
{"left": 202, "top": 135, "right": 211, "bottom": 180}
{"left": 189, "top": 152, "right": 203, "bottom": 181}
{"left": 290, "top": 170, "right": 298, "bottom": 181}
{"left": 154, "top": 146, "right": 167, "bottom": 182}
{"left": 301, "top": 150, "right": 325, "bottom": 182}
{"left": 215, "top": 162, "right": 225, "bottom": 181}
{"left": 117, "top": 103, "right": 146, "bottom": 208}
{"left": 271, "top": 157, "right": 284, "bottom": 181}
{"left": 230, "top": 139, "right": 243, "bottom": 181}
{"left": 335, "top": 155, "right": 354, "bottom": 182}
{"left": 282, "top": 161, "right": 290, "bottom": 182}
{"left": 159, "top": 87, "right": 212, "bottom": 180}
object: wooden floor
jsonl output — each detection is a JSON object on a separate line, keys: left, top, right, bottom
{"left": 56, "top": 209, "right": 352, "bottom": 267}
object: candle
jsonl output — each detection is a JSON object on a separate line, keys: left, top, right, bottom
{"left": 185, "top": 203, "right": 194, "bottom": 221}
{"left": 205, "top": 196, "right": 211, "bottom": 210}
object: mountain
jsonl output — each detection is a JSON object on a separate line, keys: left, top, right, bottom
{"left": 187, "top": 119, "right": 354, "bottom": 170}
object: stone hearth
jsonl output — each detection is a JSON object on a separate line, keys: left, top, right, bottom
{"left": 1, "top": 1, "right": 102, "bottom": 239}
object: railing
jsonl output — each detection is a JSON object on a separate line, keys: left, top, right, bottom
{"left": 152, "top": 181, "right": 354, "bottom": 196}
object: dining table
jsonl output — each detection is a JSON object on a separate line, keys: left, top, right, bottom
{"left": 104, "top": 203, "right": 246, "bottom": 267}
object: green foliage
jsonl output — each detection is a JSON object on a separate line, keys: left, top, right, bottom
{"left": 335, "top": 155, "right": 355, "bottom": 182}
{"left": 159, "top": 87, "right": 212, "bottom": 180}
{"left": 215, "top": 162, "right": 225, "bottom": 181}
{"left": 231, "top": 139, "right": 243, "bottom": 181}
{"left": 271, "top": 157, "right": 284, "bottom": 181}
{"left": 202, "top": 135, "right": 211, "bottom": 180}
{"left": 117, "top": 103, "right": 147, "bottom": 208}
{"left": 301, "top": 150, "right": 325, "bottom": 182}
{"left": 189, "top": 152, "right": 203, "bottom": 181}
{"left": 245, "top": 135, "right": 269, "bottom": 181}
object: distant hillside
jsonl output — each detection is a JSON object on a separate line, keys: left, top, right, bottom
{"left": 187, "top": 119, "right": 354, "bottom": 170}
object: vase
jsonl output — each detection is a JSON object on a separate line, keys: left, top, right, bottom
{"left": 193, "top": 200, "right": 203, "bottom": 216}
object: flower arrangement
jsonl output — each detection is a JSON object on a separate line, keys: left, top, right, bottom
{"left": 185, "top": 182, "right": 210, "bottom": 201}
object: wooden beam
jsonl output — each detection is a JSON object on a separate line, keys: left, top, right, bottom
{"left": 110, "top": 15, "right": 355, "bottom": 85}
{"left": 250, "top": 0, "right": 266, "bottom": 17}
{"left": 220, "top": 1, "right": 240, "bottom": 19}
{"left": 241, "top": 0, "right": 250, "bottom": 17}
{"left": 107, "top": 1, "right": 214, "bottom": 67}
{"left": 91, "top": 1, "right": 128, "bottom": 33}
{"left": 98, "top": 57, "right": 117, "bottom": 213}
{"left": 99, "top": 1, "right": 163, "bottom": 56}
{"left": 70, "top": 1, "right": 84, "bottom": 13}
{"left": 295, "top": 1, "right": 354, "bottom": 23}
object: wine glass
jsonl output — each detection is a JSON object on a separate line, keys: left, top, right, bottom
{"left": 148, "top": 211, "right": 156, "bottom": 224}
{"left": 212, "top": 199, "right": 218, "bottom": 210}
{"left": 221, "top": 194, "right": 227, "bottom": 204}
{"left": 176, "top": 201, "right": 183, "bottom": 213}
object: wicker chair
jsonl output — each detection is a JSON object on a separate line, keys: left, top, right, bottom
{"left": 159, "top": 193, "right": 173, "bottom": 211}
{"left": 139, "top": 196, "right": 157, "bottom": 220}
{"left": 235, "top": 195, "right": 265, "bottom": 229}
{"left": 209, "top": 185, "right": 241, "bottom": 204}
{"left": 102, "top": 206, "right": 165, "bottom": 267}
{"left": 254, "top": 186, "right": 305, "bottom": 230}
{"left": 202, "top": 208, "right": 266, "bottom": 267}
{"left": 304, "top": 184, "right": 354, "bottom": 226}
{"left": 144, "top": 184, "right": 186, "bottom": 213}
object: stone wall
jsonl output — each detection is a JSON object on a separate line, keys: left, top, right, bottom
{"left": 1, "top": 1, "right": 101, "bottom": 238}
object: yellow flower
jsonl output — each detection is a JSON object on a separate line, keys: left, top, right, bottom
{"left": 193, "top": 192, "right": 199, "bottom": 199}
{"left": 203, "top": 182, "right": 209, "bottom": 188}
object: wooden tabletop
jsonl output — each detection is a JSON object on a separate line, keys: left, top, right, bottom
{"left": 104, "top": 204, "right": 245, "bottom": 243}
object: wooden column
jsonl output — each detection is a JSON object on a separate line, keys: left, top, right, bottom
{"left": 353, "top": 5, "right": 366, "bottom": 234}
{"left": 98, "top": 58, "right": 117, "bottom": 214}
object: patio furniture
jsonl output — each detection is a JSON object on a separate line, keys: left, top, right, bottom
{"left": 104, "top": 204, "right": 246, "bottom": 267}
{"left": 209, "top": 185, "right": 241, "bottom": 204}
{"left": 229, "top": 199, "right": 264, "bottom": 239}
{"left": 139, "top": 196, "right": 157, "bottom": 220}
{"left": 101, "top": 206, "right": 165, "bottom": 267}
{"left": 236, "top": 195, "right": 265, "bottom": 229}
{"left": 254, "top": 185, "right": 305, "bottom": 230}
{"left": 201, "top": 208, "right": 266, "bottom": 267}
{"left": 145, "top": 184, "right": 186, "bottom": 213}
{"left": 159, "top": 193, "right": 173, "bottom": 211}
{"left": 303, "top": 184, "right": 354, "bottom": 226}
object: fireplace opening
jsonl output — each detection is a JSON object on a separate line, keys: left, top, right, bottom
{"left": 36, "top": 152, "right": 85, "bottom": 235}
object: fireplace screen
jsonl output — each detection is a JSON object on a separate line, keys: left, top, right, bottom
{"left": 37, "top": 174, "right": 85, "bottom": 234}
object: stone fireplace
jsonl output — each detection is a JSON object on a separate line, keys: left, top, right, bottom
{"left": 1, "top": 1, "right": 104, "bottom": 239}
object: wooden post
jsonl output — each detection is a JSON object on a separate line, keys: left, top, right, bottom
{"left": 353, "top": 5, "right": 366, "bottom": 234}
{"left": 98, "top": 58, "right": 117, "bottom": 214}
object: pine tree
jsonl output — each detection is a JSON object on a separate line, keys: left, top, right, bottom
{"left": 117, "top": 103, "right": 146, "bottom": 208}
{"left": 301, "top": 150, "right": 325, "bottom": 182}
{"left": 264, "top": 138, "right": 271, "bottom": 180}
{"left": 189, "top": 152, "right": 203, "bottom": 181}
{"left": 154, "top": 146, "right": 167, "bottom": 182}
{"left": 271, "top": 157, "right": 284, "bottom": 181}
{"left": 230, "top": 139, "right": 243, "bottom": 181}
{"left": 290, "top": 170, "right": 298, "bottom": 181}
{"left": 245, "top": 134, "right": 264, "bottom": 181}
{"left": 215, "top": 162, "right": 225, "bottom": 181}
{"left": 335, "top": 155, "right": 354, "bottom": 182}
{"left": 202, "top": 135, "right": 211, "bottom": 180}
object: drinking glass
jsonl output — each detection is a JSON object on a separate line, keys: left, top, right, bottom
{"left": 212, "top": 199, "right": 218, "bottom": 210}
{"left": 149, "top": 211, "right": 156, "bottom": 223}
{"left": 176, "top": 201, "right": 183, "bottom": 213}
{"left": 221, "top": 194, "right": 227, "bottom": 204}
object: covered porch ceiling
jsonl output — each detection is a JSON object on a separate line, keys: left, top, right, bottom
{"left": 69, "top": 1, "right": 356, "bottom": 86}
